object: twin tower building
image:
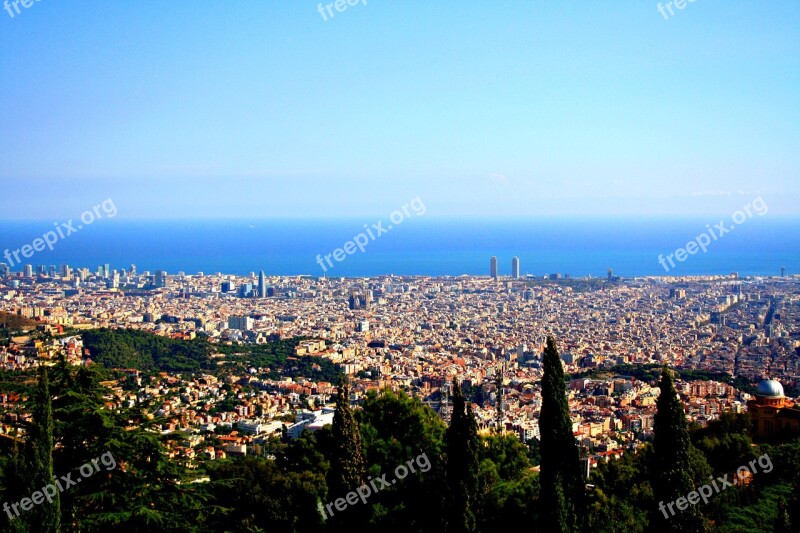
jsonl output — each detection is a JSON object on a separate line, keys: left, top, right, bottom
{"left": 491, "top": 256, "right": 520, "bottom": 279}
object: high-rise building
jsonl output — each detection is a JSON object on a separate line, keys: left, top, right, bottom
{"left": 24, "top": 264, "right": 33, "bottom": 278}
{"left": 228, "top": 316, "right": 254, "bottom": 331}
{"left": 511, "top": 257, "right": 520, "bottom": 279}
{"left": 258, "top": 270, "right": 267, "bottom": 298}
{"left": 155, "top": 270, "right": 168, "bottom": 288}
{"left": 238, "top": 283, "right": 253, "bottom": 298}
{"left": 490, "top": 256, "right": 498, "bottom": 279}
{"left": 0, "top": 263, "right": 8, "bottom": 277}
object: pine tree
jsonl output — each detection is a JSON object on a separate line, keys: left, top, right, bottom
{"left": 327, "top": 377, "right": 366, "bottom": 509}
{"left": 539, "top": 336, "right": 583, "bottom": 532}
{"left": 446, "top": 377, "right": 480, "bottom": 533}
{"left": 26, "top": 367, "right": 60, "bottom": 532}
{"left": 1, "top": 442, "right": 29, "bottom": 532}
{"left": 652, "top": 366, "right": 706, "bottom": 532}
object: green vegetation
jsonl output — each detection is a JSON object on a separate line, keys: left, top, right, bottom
{"left": 652, "top": 367, "right": 708, "bottom": 531}
{"left": 26, "top": 367, "right": 60, "bottom": 532}
{"left": 216, "top": 337, "right": 342, "bottom": 382}
{"left": 446, "top": 378, "right": 480, "bottom": 533}
{"left": 82, "top": 328, "right": 214, "bottom": 372}
{"left": 0, "top": 362, "right": 206, "bottom": 531}
{"left": 528, "top": 278, "right": 608, "bottom": 293}
{"left": 2, "top": 334, "right": 800, "bottom": 531}
{"left": 585, "top": 393, "right": 800, "bottom": 533}
{"left": 327, "top": 378, "right": 365, "bottom": 529}
{"left": 539, "top": 336, "right": 584, "bottom": 532}
{"left": 81, "top": 329, "right": 341, "bottom": 382}
{"left": 0, "top": 368, "right": 36, "bottom": 396}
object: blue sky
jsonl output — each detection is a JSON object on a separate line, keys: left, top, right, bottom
{"left": 0, "top": 1, "right": 798, "bottom": 219}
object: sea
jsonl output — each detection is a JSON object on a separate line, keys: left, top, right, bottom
{"left": 0, "top": 217, "right": 798, "bottom": 279}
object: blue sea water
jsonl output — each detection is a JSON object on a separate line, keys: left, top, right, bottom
{"left": 0, "top": 217, "right": 798, "bottom": 278}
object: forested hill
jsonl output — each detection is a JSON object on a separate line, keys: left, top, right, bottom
{"left": 81, "top": 328, "right": 340, "bottom": 381}
{"left": 82, "top": 328, "right": 214, "bottom": 371}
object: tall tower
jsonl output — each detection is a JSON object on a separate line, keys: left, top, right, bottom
{"left": 258, "top": 270, "right": 267, "bottom": 298}
{"left": 349, "top": 289, "right": 371, "bottom": 310}
{"left": 155, "top": 270, "right": 168, "bottom": 288}
{"left": 490, "top": 256, "right": 498, "bottom": 279}
{"left": 511, "top": 257, "right": 520, "bottom": 279}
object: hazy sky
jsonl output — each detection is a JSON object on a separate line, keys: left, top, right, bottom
{"left": 1, "top": 1, "right": 798, "bottom": 219}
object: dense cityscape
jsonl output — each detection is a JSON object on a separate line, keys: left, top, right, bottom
{"left": 2, "top": 261, "right": 798, "bottom": 463}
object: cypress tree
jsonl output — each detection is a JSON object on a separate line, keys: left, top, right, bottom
{"left": 775, "top": 499, "right": 792, "bottom": 533}
{"left": 26, "top": 367, "right": 60, "bottom": 532}
{"left": 494, "top": 368, "right": 504, "bottom": 433}
{"left": 652, "top": 366, "right": 706, "bottom": 532}
{"left": 539, "top": 336, "right": 583, "bottom": 532}
{"left": 328, "top": 378, "right": 366, "bottom": 508}
{"left": 446, "top": 377, "right": 480, "bottom": 533}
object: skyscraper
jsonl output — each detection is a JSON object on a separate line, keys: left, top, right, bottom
{"left": 24, "top": 264, "right": 33, "bottom": 278}
{"left": 490, "top": 256, "right": 498, "bottom": 279}
{"left": 238, "top": 283, "right": 253, "bottom": 298}
{"left": 155, "top": 270, "right": 168, "bottom": 288}
{"left": 258, "top": 270, "right": 267, "bottom": 298}
{"left": 511, "top": 257, "right": 520, "bottom": 279}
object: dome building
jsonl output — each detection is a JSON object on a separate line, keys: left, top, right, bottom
{"left": 747, "top": 379, "right": 800, "bottom": 441}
